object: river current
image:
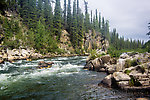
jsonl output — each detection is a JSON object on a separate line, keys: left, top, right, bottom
{"left": 0, "top": 56, "right": 145, "bottom": 99}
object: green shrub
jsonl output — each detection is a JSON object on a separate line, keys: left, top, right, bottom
{"left": 125, "top": 59, "right": 141, "bottom": 68}
{"left": 89, "top": 50, "right": 106, "bottom": 60}
{"left": 130, "top": 59, "right": 139, "bottom": 66}
{"left": 129, "top": 76, "right": 142, "bottom": 87}
{"left": 124, "top": 70, "right": 131, "bottom": 75}
{"left": 107, "top": 47, "right": 121, "bottom": 57}
{"left": 124, "top": 59, "right": 131, "bottom": 68}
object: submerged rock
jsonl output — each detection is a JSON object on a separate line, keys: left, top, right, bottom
{"left": 38, "top": 61, "right": 54, "bottom": 69}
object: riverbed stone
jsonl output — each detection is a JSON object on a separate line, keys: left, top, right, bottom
{"left": 106, "top": 65, "right": 116, "bottom": 74}
{"left": 101, "top": 55, "right": 111, "bottom": 64}
{"left": 92, "top": 58, "right": 102, "bottom": 71}
{"left": 120, "top": 53, "right": 129, "bottom": 59}
{"left": 0, "top": 59, "right": 4, "bottom": 64}
{"left": 113, "top": 72, "right": 131, "bottom": 81}
{"left": 101, "top": 74, "right": 112, "bottom": 87}
{"left": 118, "top": 81, "right": 129, "bottom": 89}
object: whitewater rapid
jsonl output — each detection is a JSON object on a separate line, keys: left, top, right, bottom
{"left": 0, "top": 56, "right": 140, "bottom": 99}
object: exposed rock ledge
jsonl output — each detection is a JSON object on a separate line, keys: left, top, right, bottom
{"left": 85, "top": 52, "right": 150, "bottom": 92}
{"left": 0, "top": 48, "right": 88, "bottom": 63}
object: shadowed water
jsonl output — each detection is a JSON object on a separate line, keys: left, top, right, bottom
{"left": 0, "top": 56, "right": 147, "bottom": 100}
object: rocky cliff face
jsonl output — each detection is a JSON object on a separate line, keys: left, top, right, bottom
{"left": 59, "top": 30, "right": 109, "bottom": 54}
{"left": 84, "top": 30, "right": 109, "bottom": 52}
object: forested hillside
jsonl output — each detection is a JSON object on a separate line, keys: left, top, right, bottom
{"left": 0, "top": 0, "right": 146, "bottom": 54}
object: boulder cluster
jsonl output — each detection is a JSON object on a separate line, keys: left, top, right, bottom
{"left": 0, "top": 48, "right": 43, "bottom": 63}
{"left": 84, "top": 52, "right": 150, "bottom": 91}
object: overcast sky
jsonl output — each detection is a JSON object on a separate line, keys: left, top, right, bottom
{"left": 78, "top": 0, "right": 150, "bottom": 42}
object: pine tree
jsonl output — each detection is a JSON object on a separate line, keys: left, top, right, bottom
{"left": 147, "top": 22, "right": 150, "bottom": 37}
{"left": 28, "top": 0, "right": 37, "bottom": 29}
{"left": 84, "top": 0, "right": 90, "bottom": 33}
{"left": 90, "top": 10, "right": 93, "bottom": 25}
{"left": 37, "top": 0, "right": 43, "bottom": 19}
{"left": 63, "top": 0, "right": 67, "bottom": 28}
{"left": 101, "top": 17, "right": 105, "bottom": 35}
{"left": 67, "top": 0, "right": 72, "bottom": 32}
{"left": 53, "top": 0, "right": 62, "bottom": 40}
{"left": 95, "top": 9, "right": 99, "bottom": 31}
{"left": 105, "top": 20, "right": 110, "bottom": 42}
{"left": 71, "top": 0, "right": 77, "bottom": 47}
{"left": 77, "top": 13, "right": 84, "bottom": 48}
{"left": 43, "top": 0, "right": 53, "bottom": 31}
{"left": 99, "top": 12, "right": 101, "bottom": 32}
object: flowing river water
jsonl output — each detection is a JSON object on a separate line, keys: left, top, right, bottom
{"left": 0, "top": 56, "right": 146, "bottom": 100}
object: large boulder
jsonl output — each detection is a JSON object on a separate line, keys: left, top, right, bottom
{"left": 0, "top": 59, "right": 4, "bottom": 64}
{"left": 13, "top": 49, "right": 21, "bottom": 56}
{"left": 101, "top": 74, "right": 112, "bottom": 87}
{"left": 21, "top": 49, "right": 29, "bottom": 57}
{"left": 118, "top": 81, "right": 129, "bottom": 89}
{"left": 7, "top": 49, "right": 15, "bottom": 56}
{"left": 2, "top": 53, "right": 7, "bottom": 60}
{"left": 120, "top": 53, "right": 129, "bottom": 59}
{"left": 113, "top": 72, "right": 131, "bottom": 81}
{"left": 101, "top": 55, "right": 111, "bottom": 64}
{"left": 110, "top": 58, "right": 117, "bottom": 64}
{"left": 84, "top": 62, "right": 94, "bottom": 70}
{"left": 106, "top": 65, "right": 116, "bottom": 74}
{"left": 92, "top": 58, "right": 103, "bottom": 71}
{"left": 7, "top": 55, "right": 15, "bottom": 61}
{"left": 116, "top": 59, "right": 126, "bottom": 71}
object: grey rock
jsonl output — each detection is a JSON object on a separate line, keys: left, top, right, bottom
{"left": 113, "top": 72, "right": 131, "bottom": 81}
{"left": 101, "top": 74, "right": 112, "bottom": 87}
{"left": 120, "top": 53, "right": 129, "bottom": 59}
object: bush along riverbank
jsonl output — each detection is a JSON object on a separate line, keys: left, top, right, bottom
{"left": 84, "top": 52, "right": 150, "bottom": 92}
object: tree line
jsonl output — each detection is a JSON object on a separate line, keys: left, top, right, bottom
{"left": 0, "top": 0, "right": 145, "bottom": 53}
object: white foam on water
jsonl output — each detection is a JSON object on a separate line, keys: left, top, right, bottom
{"left": 56, "top": 57, "right": 68, "bottom": 60}
{"left": 0, "top": 74, "right": 11, "bottom": 83}
{"left": 20, "top": 64, "right": 38, "bottom": 68}
{"left": 0, "top": 62, "right": 14, "bottom": 71}
{"left": 0, "top": 56, "right": 86, "bottom": 87}
{"left": 15, "top": 60, "right": 23, "bottom": 64}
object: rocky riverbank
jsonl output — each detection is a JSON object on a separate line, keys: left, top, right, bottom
{"left": 0, "top": 47, "right": 89, "bottom": 64}
{"left": 84, "top": 52, "right": 150, "bottom": 92}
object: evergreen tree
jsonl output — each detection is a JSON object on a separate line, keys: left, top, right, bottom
{"left": 63, "top": 0, "right": 67, "bottom": 28}
{"left": 105, "top": 20, "right": 110, "bottom": 42}
{"left": 19, "top": 0, "right": 30, "bottom": 26}
{"left": 101, "top": 17, "right": 105, "bottom": 35}
{"left": 90, "top": 10, "right": 93, "bottom": 25}
{"left": 43, "top": 0, "right": 53, "bottom": 30}
{"left": 84, "top": 0, "right": 90, "bottom": 33}
{"left": 37, "top": 0, "right": 43, "bottom": 19}
{"left": 67, "top": 0, "right": 72, "bottom": 32}
{"left": 53, "top": 0, "right": 62, "bottom": 40}
{"left": 71, "top": 0, "right": 77, "bottom": 47}
{"left": 147, "top": 22, "right": 150, "bottom": 37}
{"left": 95, "top": 9, "right": 99, "bottom": 31}
{"left": 28, "top": 0, "right": 37, "bottom": 29}
{"left": 99, "top": 12, "right": 101, "bottom": 32}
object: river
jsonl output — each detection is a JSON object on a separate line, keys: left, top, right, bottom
{"left": 0, "top": 56, "right": 145, "bottom": 99}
